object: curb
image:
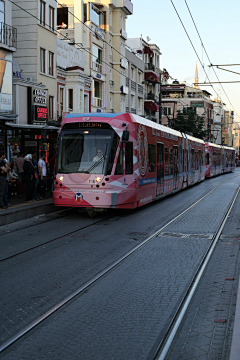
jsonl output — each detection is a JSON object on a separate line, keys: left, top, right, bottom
{"left": 0, "top": 199, "right": 63, "bottom": 226}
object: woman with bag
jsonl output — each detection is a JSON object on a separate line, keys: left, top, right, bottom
{"left": 32, "top": 151, "right": 39, "bottom": 200}
{"left": 23, "top": 154, "right": 35, "bottom": 202}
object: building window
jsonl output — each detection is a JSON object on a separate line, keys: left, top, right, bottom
{"left": 59, "top": 88, "right": 64, "bottom": 118}
{"left": 49, "top": 96, "right": 54, "bottom": 119}
{"left": 57, "top": 6, "right": 73, "bottom": 29}
{"left": 40, "top": 48, "right": 46, "bottom": 73}
{"left": 92, "top": 44, "right": 102, "bottom": 64}
{"left": 49, "top": 6, "right": 54, "bottom": 31}
{"left": 131, "top": 95, "right": 135, "bottom": 108}
{"left": 68, "top": 89, "right": 73, "bottom": 111}
{"left": 162, "top": 107, "right": 172, "bottom": 116}
{"left": 49, "top": 51, "right": 54, "bottom": 76}
{"left": 0, "top": 0, "right": 5, "bottom": 24}
{"left": 40, "top": 1, "right": 46, "bottom": 26}
{"left": 94, "top": 80, "right": 102, "bottom": 98}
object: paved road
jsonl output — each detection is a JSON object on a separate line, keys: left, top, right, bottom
{"left": 1, "top": 170, "right": 240, "bottom": 359}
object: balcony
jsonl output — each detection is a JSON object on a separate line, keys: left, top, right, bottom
{"left": 145, "top": 63, "right": 155, "bottom": 71}
{"left": 126, "top": 106, "right": 129, "bottom": 112}
{"left": 0, "top": 23, "right": 17, "bottom": 49}
{"left": 93, "top": 97, "right": 102, "bottom": 107}
{"left": 92, "top": 61, "right": 102, "bottom": 73}
{"left": 114, "top": 0, "right": 133, "bottom": 15}
{"left": 144, "top": 93, "right": 155, "bottom": 101}
{"left": 126, "top": 77, "right": 129, "bottom": 87}
{"left": 131, "top": 108, "right": 136, "bottom": 114}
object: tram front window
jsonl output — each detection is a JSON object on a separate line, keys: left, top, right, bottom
{"left": 57, "top": 129, "right": 118, "bottom": 174}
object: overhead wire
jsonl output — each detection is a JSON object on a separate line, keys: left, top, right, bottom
{"left": 184, "top": 0, "right": 240, "bottom": 120}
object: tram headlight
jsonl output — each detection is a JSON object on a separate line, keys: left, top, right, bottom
{"left": 95, "top": 177, "right": 101, "bottom": 183}
{"left": 59, "top": 176, "right": 64, "bottom": 182}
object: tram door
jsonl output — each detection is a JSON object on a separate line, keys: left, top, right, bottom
{"left": 157, "top": 142, "right": 164, "bottom": 195}
{"left": 173, "top": 146, "right": 178, "bottom": 189}
{"left": 183, "top": 149, "right": 188, "bottom": 184}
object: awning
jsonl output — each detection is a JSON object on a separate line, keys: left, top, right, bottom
{"left": 144, "top": 101, "right": 159, "bottom": 112}
{"left": 144, "top": 46, "right": 154, "bottom": 57}
{"left": 144, "top": 71, "right": 160, "bottom": 83}
{"left": 5, "top": 122, "right": 59, "bottom": 130}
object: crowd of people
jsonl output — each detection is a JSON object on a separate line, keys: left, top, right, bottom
{"left": 0, "top": 150, "right": 56, "bottom": 209}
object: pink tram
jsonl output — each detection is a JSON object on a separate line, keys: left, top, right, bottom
{"left": 53, "top": 113, "right": 233, "bottom": 212}
{"left": 205, "top": 142, "right": 235, "bottom": 177}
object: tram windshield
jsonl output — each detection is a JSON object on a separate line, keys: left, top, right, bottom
{"left": 56, "top": 129, "right": 119, "bottom": 175}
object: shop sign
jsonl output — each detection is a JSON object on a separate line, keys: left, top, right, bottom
{"left": 0, "top": 51, "right": 13, "bottom": 112}
{"left": 120, "top": 58, "right": 128, "bottom": 69}
{"left": 33, "top": 89, "right": 47, "bottom": 105}
{"left": 97, "top": 109, "right": 101, "bottom": 113}
{"left": 96, "top": 73, "right": 101, "bottom": 78}
{"left": 120, "top": 29, "right": 128, "bottom": 40}
{"left": 95, "top": 27, "right": 105, "bottom": 41}
{"left": 35, "top": 105, "right": 48, "bottom": 121}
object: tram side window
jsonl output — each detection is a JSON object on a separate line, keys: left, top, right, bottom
{"left": 206, "top": 153, "right": 209, "bottom": 165}
{"left": 195, "top": 152, "right": 198, "bottom": 170}
{"left": 125, "top": 142, "right": 133, "bottom": 174}
{"left": 165, "top": 147, "right": 169, "bottom": 175}
{"left": 115, "top": 144, "right": 123, "bottom": 175}
{"left": 198, "top": 150, "right": 202, "bottom": 167}
{"left": 169, "top": 148, "right": 173, "bottom": 175}
{"left": 148, "top": 144, "right": 156, "bottom": 172}
{"left": 107, "top": 132, "right": 119, "bottom": 174}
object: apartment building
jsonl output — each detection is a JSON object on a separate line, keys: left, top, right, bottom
{"left": 222, "top": 110, "right": 234, "bottom": 147}
{"left": 160, "top": 81, "right": 215, "bottom": 139}
{"left": 57, "top": 0, "right": 133, "bottom": 113}
{"left": 0, "top": 0, "right": 17, "bottom": 152}
{"left": 12, "top": 0, "right": 57, "bottom": 123}
{"left": 126, "top": 37, "right": 161, "bottom": 123}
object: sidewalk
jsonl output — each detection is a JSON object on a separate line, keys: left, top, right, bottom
{"left": 0, "top": 193, "right": 63, "bottom": 226}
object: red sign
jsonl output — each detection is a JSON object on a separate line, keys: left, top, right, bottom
{"left": 225, "top": 127, "right": 228, "bottom": 133}
{"left": 35, "top": 105, "right": 48, "bottom": 121}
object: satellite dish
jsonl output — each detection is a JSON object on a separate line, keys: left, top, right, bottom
{"left": 146, "top": 36, "right": 151, "bottom": 42}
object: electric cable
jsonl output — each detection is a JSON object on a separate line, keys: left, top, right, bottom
{"left": 184, "top": 0, "right": 240, "bottom": 120}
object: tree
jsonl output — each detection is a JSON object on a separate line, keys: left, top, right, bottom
{"left": 171, "top": 107, "right": 207, "bottom": 140}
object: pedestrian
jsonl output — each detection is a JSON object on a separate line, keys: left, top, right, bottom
{"left": 32, "top": 151, "right": 39, "bottom": 200}
{"left": 38, "top": 151, "right": 47, "bottom": 198}
{"left": 23, "top": 154, "right": 35, "bottom": 202}
{"left": 0, "top": 151, "right": 8, "bottom": 209}
{"left": 16, "top": 153, "right": 25, "bottom": 184}
{"left": 3, "top": 157, "right": 11, "bottom": 207}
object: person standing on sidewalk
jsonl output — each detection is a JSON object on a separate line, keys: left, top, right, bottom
{"left": 38, "top": 151, "right": 47, "bottom": 197}
{"left": 16, "top": 153, "right": 25, "bottom": 184}
{"left": 0, "top": 151, "right": 8, "bottom": 209}
{"left": 32, "top": 151, "right": 39, "bottom": 200}
{"left": 3, "top": 157, "right": 11, "bottom": 208}
{"left": 23, "top": 154, "right": 35, "bottom": 202}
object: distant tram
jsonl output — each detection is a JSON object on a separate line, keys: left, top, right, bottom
{"left": 53, "top": 113, "right": 235, "bottom": 213}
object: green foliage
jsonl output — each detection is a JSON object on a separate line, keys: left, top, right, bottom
{"left": 171, "top": 107, "right": 208, "bottom": 140}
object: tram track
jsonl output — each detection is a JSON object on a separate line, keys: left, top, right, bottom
{"left": 1, "top": 175, "right": 239, "bottom": 356}
{"left": 0, "top": 175, "right": 237, "bottom": 264}
{"left": 152, "top": 185, "right": 240, "bottom": 360}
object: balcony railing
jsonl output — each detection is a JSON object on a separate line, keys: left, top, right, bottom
{"left": 144, "top": 93, "right": 155, "bottom": 101}
{"left": 138, "top": 85, "right": 143, "bottom": 94}
{"left": 126, "top": 77, "right": 129, "bottom": 87}
{"left": 131, "top": 108, "right": 136, "bottom": 114}
{"left": 145, "top": 63, "right": 155, "bottom": 71}
{"left": 0, "top": 23, "right": 17, "bottom": 48}
{"left": 131, "top": 80, "right": 136, "bottom": 91}
{"left": 126, "top": 106, "right": 129, "bottom": 113}
{"left": 92, "top": 61, "right": 102, "bottom": 73}
{"left": 93, "top": 97, "right": 102, "bottom": 107}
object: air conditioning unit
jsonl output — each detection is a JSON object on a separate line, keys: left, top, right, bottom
{"left": 26, "top": 77, "right": 33, "bottom": 82}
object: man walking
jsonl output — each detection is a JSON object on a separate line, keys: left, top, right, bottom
{"left": 0, "top": 151, "right": 8, "bottom": 209}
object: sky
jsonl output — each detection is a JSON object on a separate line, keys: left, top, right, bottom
{"left": 126, "top": 0, "right": 240, "bottom": 124}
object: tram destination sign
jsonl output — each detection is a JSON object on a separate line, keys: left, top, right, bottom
{"left": 63, "top": 122, "right": 111, "bottom": 130}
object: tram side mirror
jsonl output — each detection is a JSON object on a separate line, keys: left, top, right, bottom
{"left": 122, "top": 130, "right": 129, "bottom": 143}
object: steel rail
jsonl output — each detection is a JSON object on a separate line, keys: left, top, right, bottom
{"left": 0, "top": 175, "right": 237, "bottom": 354}
{"left": 155, "top": 185, "right": 240, "bottom": 360}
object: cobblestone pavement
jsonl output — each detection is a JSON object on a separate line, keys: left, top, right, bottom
{"left": 1, "top": 171, "right": 239, "bottom": 359}
{"left": 166, "top": 181, "right": 240, "bottom": 360}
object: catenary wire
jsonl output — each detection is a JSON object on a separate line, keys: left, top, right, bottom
{"left": 170, "top": 0, "right": 238, "bottom": 120}
{"left": 184, "top": 0, "right": 240, "bottom": 120}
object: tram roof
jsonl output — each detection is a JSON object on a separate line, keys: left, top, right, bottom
{"left": 64, "top": 113, "right": 205, "bottom": 144}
